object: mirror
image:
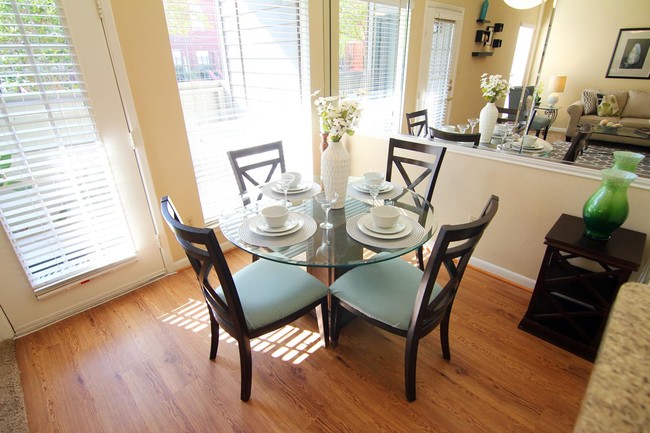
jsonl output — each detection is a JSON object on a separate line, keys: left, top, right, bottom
{"left": 484, "top": 0, "right": 649, "bottom": 179}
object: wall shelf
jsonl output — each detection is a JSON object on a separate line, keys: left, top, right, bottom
{"left": 476, "top": 19, "right": 491, "bottom": 23}
{"left": 472, "top": 52, "right": 494, "bottom": 57}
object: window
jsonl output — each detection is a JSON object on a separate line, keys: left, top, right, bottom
{"left": 162, "top": 0, "right": 313, "bottom": 224}
{"left": 338, "top": 0, "right": 410, "bottom": 134}
{"left": 0, "top": 0, "right": 136, "bottom": 293}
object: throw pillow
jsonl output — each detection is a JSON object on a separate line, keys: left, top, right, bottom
{"left": 582, "top": 90, "right": 598, "bottom": 114}
{"left": 596, "top": 94, "right": 620, "bottom": 117}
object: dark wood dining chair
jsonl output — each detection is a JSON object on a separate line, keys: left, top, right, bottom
{"left": 429, "top": 127, "right": 481, "bottom": 147}
{"left": 330, "top": 195, "right": 499, "bottom": 401}
{"left": 160, "top": 196, "right": 329, "bottom": 402}
{"left": 496, "top": 106, "right": 518, "bottom": 124}
{"left": 226, "top": 141, "right": 286, "bottom": 206}
{"left": 385, "top": 137, "right": 446, "bottom": 270}
{"left": 563, "top": 125, "right": 593, "bottom": 162}
{"left": 405, "top": 109, "right": 429, "bottom": 138}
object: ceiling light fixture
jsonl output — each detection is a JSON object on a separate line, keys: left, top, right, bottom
{"left": 503, "top": 0, "right": 543, "bottom": 9}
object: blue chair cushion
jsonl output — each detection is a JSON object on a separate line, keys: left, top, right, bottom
{"left": 330, "top": 256, "right": 443, "bottom": 331}
{"left": 216, "top": 259, "right": 328, "bottom": 331}
{"left": 531, "top": 117, "right": 552, "bottom": 129}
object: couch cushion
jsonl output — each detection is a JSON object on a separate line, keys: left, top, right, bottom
{"left": 619, "top": 118, "right": 650, "bottom": 129}
{"left": 621, "top": 90, "right": 650, "bottom": 118}
{"left": 597, "top": 94, "right": 621, "bottom": 116}
{"left": 579, "top": 114, "right": 621, "bottom": 126}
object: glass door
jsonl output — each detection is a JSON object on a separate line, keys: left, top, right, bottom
{"left": 417, "top": 2, "right": 463, "bottom": 128}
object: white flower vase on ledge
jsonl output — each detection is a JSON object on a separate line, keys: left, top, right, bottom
{"left": 479, "top": 102, "right": 498, "bottom": 144}
{"left": 321, "top": 140, "right": 349, "bottom": 209}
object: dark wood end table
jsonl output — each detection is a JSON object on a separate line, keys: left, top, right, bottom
{"left": 518, "top": 213, "right": 646, "bottom": 361}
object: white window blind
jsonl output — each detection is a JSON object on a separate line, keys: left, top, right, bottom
{"left": 0, "top": 0, "right": 135, "bottom": 294}
{"left": 162, "top": 0, "right": 312, "bottom": 225}
{"left": 425, "top": 18, "right": 455, "bottom": 128}
{"left": 338, "top": 0, "right": 409, "bottom": 134}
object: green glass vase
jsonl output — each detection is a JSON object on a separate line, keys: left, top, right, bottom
{"left": 612, "top": 150, "right": 645, "bottom": 173}
{"left": 582, "top": 168, "right": 637, "bottom": 241}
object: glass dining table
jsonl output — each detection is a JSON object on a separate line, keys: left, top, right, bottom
{"left": 218, "top": 178, "right": 437, "bottom": 280}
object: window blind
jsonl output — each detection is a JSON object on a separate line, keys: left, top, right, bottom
{"left": 162, "top": 0, "right": 312, "bottom": 225}
{"left": 338, "top": 0, "right": 409, "bottom": 134}
{"left": 0, "top": 0, "right": 135, "bottom": 293}
{"left": 425, "top": 19, "right": 454, "bottom": 128}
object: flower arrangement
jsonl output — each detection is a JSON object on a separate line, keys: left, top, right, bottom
{"left": 480, "top": 73, "right": 511, "bottom": 103}
{"left": 313, "top": 90, "right": 363, "bottom": 142}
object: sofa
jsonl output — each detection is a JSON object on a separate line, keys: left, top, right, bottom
{"left": 566, "top": 89, "right": 650, "bottom": 147}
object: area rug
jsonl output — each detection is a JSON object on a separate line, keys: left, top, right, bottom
{"left": 0, "top": 339, "right": 29, "bottom": 433}
{"left": 547, "top": 139, "right": 650, "bottom": 178}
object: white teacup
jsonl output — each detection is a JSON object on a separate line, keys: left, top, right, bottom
{"left": 284, "top": 171, "right": 301, "bottom": 188}
{"left": 363, "top": 171, "right": 384, "bottom": 187}
{"left": 260, "top": 205, "right": 289, "bottom": 228}
{"left": 370, "top": 205, "right": 401, "bottom": 229}
{"left": 522, "top": 135, "right": 537, "bottom": 147}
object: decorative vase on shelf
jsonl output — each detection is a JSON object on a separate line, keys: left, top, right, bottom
{"left": 612, "top": 150, "right": 645, "bottom": 173}
{"left": 479, "top": 0, "right": 489, "bottom": 20}
{"left": 321, "top": 139, "right": 350, "bottom": 209}
{"left": 479, "top": 102, "right": 498, "bottom": 144}
{"left": 582, "top": 168, "right": 637, "bottom": 241}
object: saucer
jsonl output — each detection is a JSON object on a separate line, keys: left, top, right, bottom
{"left": 249, "top": 214, "right": 304, "bottom": 237}
{"left": 356, "top": 215, "right": 412, "bottom": 239}
{"left": 271, "top": 182, "right": 312, "bottom": 194}
{"left": 352, "top": 181, "right": 394, "bottom": 194}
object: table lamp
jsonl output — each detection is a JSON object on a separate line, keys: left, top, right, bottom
{"left": 546, "top": 75, "right": 567, "bottom": 108}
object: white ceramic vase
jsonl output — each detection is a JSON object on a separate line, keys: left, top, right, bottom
{"left": 479, "top": 102, "right": 498, "bottom": 144}
{"left": 321, "top": 140, "right": 349, "bottom": 209}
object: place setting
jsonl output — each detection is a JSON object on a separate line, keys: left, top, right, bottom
{"left": 347, "top": 171, "right": 404, "bottom": 202}
{"left": 262, "top": 171, "right": 321, "bottom": 203}
{"left": 346, "top": 203, "right": 426, "bottom": 249}
{"left": 238, "top": 203, "right": 317, "bottom": 248}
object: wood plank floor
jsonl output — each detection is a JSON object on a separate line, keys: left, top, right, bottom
{"left": 15, "top": 249, "right": 593, "bottom": 433}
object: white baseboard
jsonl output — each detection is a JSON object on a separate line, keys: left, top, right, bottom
{"left": 469, "top": 257, "right": 535, "bottom": 290}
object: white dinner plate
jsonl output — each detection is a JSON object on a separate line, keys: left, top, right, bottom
{"left": 352, "top": 181, "right": 394, "bottom": 194}
{"left": 271, "top": 182, "right": 312, "bottom": 194}
{"left": 256, "top": 216, "right": 300, "bottom": 233}
{"left": 358, "top": 213, "right": 406, "bottom": 234}
{"left": 248, "top": 214, "right": 304, "bottom": 237}
{"left": 356, "top": 215, "right": 412, "bottom": 239}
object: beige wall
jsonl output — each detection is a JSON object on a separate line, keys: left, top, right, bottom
{"left": 540, "top": 0, "right": 650, "bottom": 130}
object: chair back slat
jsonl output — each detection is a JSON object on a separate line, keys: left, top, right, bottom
{"left": 160, "top": 196, "right": 246, "bottom": 336}
{"left": 405, "top": 109, "right": 429, "bottom": 138}
{"left": 386, "top": 137, "right": 446, "bottom": 203}
{"left": 411, "top": 195, "right": 499, "bottom": 335}
{"left": 429, "top": 127, "right": 481, "bottom": 147}
{"left": 227, "top": 141, "right": 286, "bottom": 205}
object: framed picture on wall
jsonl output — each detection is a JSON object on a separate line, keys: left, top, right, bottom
{"left": 606, "top": 28, "right": 650, "bottom": 79}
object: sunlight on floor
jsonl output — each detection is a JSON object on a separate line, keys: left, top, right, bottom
{"left": 158, "top": 299, "right": 322, "bottom": 364}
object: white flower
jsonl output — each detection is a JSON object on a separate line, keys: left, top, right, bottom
{"left": 480, "top": 73, "right": 511, "bottom": 103}
{"left": 312, "top": 90, "right": 364, "bottom": 142}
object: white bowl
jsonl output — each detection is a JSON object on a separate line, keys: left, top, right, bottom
{"left": 363, "top": 171, "right": 384, "bottom": 186}
{"left": 260, "top": 205, "right": 289, "bottom": 228}
{"left": 441, "top": 125, "right": 456, "bottom": 133}
{"left": 370, "top": 205, "right": 401, "bottom": 229}
{"left": 284, "top": 171, "right": 302, "bottom": 188}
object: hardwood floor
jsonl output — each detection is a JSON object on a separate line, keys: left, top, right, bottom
{"left": 16, "top": 249, "right": 593, "bottom": 433}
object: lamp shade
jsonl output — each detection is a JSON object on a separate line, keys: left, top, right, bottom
{"left": 548, "top": 75, "right": 567, "bottom": 93}
{"left": 503, "top": 0, "right": 543, "bottom": 9}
